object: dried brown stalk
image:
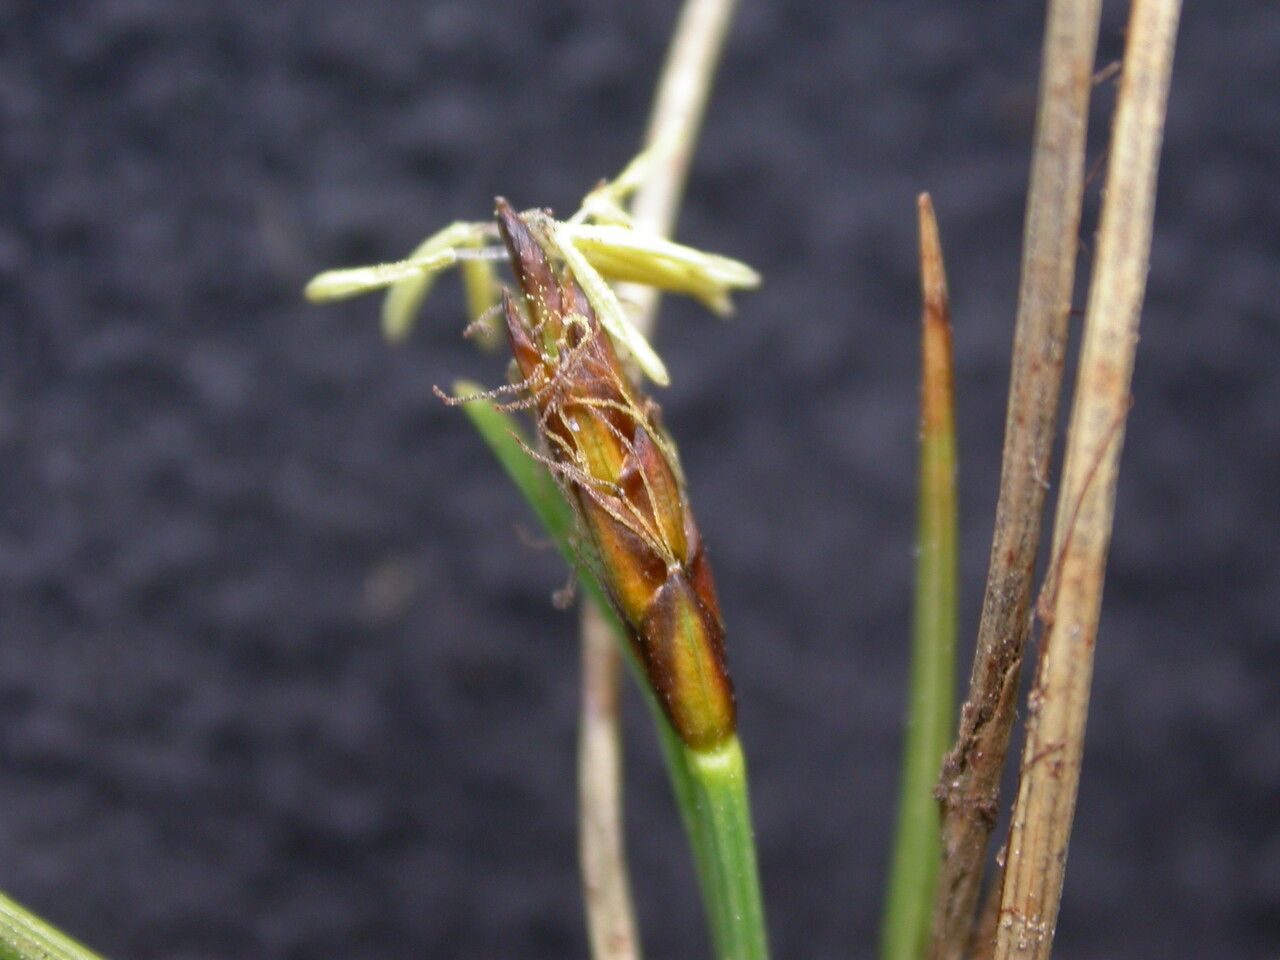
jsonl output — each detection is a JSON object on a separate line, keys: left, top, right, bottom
{"left": 966, "top": 857, "right": 1005, "bottom": 960}
{"left": 579, "top": 607, "right": 641, "bottom": 960}
{"left": 628, "top": 0, "right": 741, "bottom": 320}
{"left": 577, "top": 2, "right": 739, "bottom": 956}
{"left": 929, "top": 3, "right": 1103, "bottom": 957}
{"left": 994, "top": 1, "right": 1182, "bottom": 956}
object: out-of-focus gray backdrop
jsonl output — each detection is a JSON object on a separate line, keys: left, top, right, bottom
{"left": 2, "top": 2, "right": 1277, "bottom": 958}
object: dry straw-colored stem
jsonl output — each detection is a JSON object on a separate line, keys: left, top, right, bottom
{"left": 579, "top": 607, "right": 640, "bottom": 960}
{"left": 994, "top": 1, "right": 1181, "bottom": 957}
{"left": 627, "top": 0, "right": 740, "bottom": 331}
{"left": 930, "top": 2, "right": 1102, "bottom": 957}
{"left": 967, "top": 859, "right": 1005, "bottom": 960}
{"left": 577, "top": 1, "right": 739, "bottom": 956}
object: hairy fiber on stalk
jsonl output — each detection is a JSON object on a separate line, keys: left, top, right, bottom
{"left": 491, "top": 199, "right": 735, "bottom": 751}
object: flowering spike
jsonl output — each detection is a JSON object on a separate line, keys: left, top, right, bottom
{"left": 500, "top": 289, "right": 545, "bottom": 386}
{"left": 494, "top": 204, "right": 735, "bottom": 750}
{"left": 495, "top": 199, "right": 564, "bottom": 338}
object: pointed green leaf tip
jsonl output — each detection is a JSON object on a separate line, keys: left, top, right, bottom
{"left": 881, "top": 194, "right": 958, "bottom": 960}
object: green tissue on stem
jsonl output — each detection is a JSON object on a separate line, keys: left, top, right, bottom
{"left": 881, "top": 419, "right": 958, "bottom": 960}
{"left": 880, "top": 196, "right": 959, "bottom": 960}
{"left": 0, "top": 890, "right": 107, "bottom": 960}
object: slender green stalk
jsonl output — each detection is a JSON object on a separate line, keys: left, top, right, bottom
{"left": 882, "top": 195, "right": 958, "bottom": 960}
{"left": 686, "top": 739, "right": 768, "bottom": 960}
{"left": 458, "top": 386, "right": 768, "bottom": 960}
{"left": 0, "top": 891, "right": 107, "bottom": 960}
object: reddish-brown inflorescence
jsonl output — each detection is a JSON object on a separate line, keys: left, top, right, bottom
{"left": 493, "top": 198, "right": 735, "bottom": 751}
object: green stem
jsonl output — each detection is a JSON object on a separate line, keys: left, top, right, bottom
{"left": 685, "top": 738, "right": 769, "bottom": 960}
{"left": 881, "top": 197, "right": 959, "bottom": 960}
{"left": 0, "top": 891, "right": 107, "bottom": 960}
{"left": 458, "top": 386, "right": 768, "bottom": 960}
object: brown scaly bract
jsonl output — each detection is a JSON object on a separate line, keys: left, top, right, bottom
{"left": 494, "top": 199, "right": 735, "bottom": 751}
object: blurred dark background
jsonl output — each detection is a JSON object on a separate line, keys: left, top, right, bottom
{"left": 2, "top": 1, "right": 1277, "bottom": 958}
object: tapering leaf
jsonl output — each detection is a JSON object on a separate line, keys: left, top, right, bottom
{"left": 882, "top": 195, "right": 959, "bottom": 960}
